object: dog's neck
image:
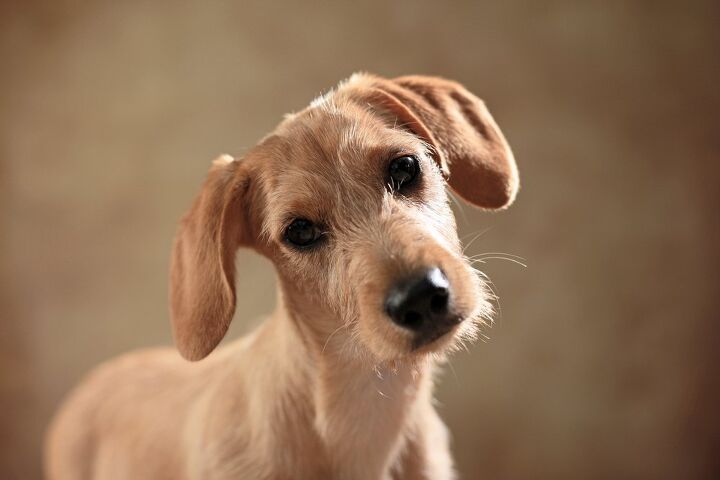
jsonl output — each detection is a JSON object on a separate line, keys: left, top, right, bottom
{"left": 261, "top": 283, "right": 435, "bottom": 479}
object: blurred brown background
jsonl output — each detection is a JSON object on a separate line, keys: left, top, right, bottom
{"left": 1, "top": 1, "right": 719, "bottom": 479}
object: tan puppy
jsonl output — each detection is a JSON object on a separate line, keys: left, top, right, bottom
{"left": 44, "top": 73, "right": 518, "bottom": 480}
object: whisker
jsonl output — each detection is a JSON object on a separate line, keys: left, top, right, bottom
{"left": 321, "top": 323, "right": 348, "bottom": 355}
{"left": 468, "top": 252, "right": 526, "bottom": 261}
{"left": 448, "top": 191, "right": 469, "bottom": 226}
{"left": 466, "top": 263, "right": 503, "bottom": 326}
{"left": 446, "top": 358, "right": 460, "bottom": 385}
{"left": 482, "top": 278, "right": 502, "bottom": 322}
{"left": 472, "top": 256, "right": 527, "bottom": 268}
{"left": 461, "top": 227, "right": 493, "bottom": 254}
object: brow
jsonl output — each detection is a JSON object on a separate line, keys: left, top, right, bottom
{"left": 261, "top": 178, "right": 332, "bottom": 242}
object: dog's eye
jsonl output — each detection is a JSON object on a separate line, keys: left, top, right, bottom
{"left": 388, "top": 155, "right": 420, "bottom": 190}
{"left": 285, "top": 219, "right": 322, "bottom": 248}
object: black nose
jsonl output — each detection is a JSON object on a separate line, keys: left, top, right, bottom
{"left": 385, "top": 267, "right": 453, "bottom": 331}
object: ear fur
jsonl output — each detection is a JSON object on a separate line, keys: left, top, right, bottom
{"left": 353, "top": 75, "right": 519, "bottom": 209}
{"left": 169, "top": 155, "right": 249, "bottom": 361}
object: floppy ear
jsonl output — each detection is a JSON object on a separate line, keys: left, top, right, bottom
{"left": 363, "top": 75, "right": 518, "bottom": 209}
{"left": 169, "top": 154, "right": 251, "bottom": 361}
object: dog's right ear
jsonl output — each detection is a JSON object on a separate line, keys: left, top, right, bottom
{"left": 169, "top": 154, "right": 251, "bottom": 361}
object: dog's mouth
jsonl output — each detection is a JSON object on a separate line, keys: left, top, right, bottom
{"left": 410, "top": 315, "right": 464, "bottom": 351}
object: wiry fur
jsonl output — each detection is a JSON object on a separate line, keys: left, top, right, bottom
{"left": 44, "top": 73, "right": 518, "bottom": 480}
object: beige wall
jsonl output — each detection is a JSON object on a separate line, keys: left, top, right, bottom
{"left": 1, "top": 1, "right": 719, "bottom": 478}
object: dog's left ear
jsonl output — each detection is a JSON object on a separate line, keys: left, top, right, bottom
{"left": 360, "top": 75, "right": 519, "bottom": 209}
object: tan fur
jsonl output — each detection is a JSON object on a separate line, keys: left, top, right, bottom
{"left": 44, "top": 74, "right": 518, "bottom": 480}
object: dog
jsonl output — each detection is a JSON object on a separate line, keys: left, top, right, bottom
{"left": 44, "top": 73, "right": 518, "bottom": 480}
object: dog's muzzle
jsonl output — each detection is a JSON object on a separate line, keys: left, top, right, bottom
{"left": 384, "top": 267, "right": 462, "bottom": 347}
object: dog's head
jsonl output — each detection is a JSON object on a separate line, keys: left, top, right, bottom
{"left": 169, "top": 74, "right": 518, "bottom": 363}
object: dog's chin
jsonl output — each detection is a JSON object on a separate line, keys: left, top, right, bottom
{"left": 358, "top": 315, "right": 472, "bottom": 364}
{"left": 409, "top": 322, "right": 464, "bottom": 356}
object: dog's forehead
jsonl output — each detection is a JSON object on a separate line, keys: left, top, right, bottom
{"left": 281, "top": 102, "right": 386, "bottom": 159}
{"left": 257, "top": 100, "right": 422, "bottom": 238}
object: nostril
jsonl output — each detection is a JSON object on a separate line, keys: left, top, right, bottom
{"left": 402, "top": 311, "right": 423, "bottom": 329}
{"left": 430, "top": 291, "right": 449, "bottom": 314}
{"left": 385, "top": 267, "right": 452, "bottom": 331}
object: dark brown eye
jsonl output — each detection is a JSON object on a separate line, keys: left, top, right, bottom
{"left": 389, "top": 155, "right": 420, "bottom": 190}
{"left": 285, "top": 219, "right": 321, "bottom": 248}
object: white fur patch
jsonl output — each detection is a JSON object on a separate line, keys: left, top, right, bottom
{"left": 341, "top": 71, "right": 367, "bottom": 87}
{"left": 310, "top": 91, "right": 332, "bottom": 108}
{"left": 308, "top": 72, "right": 368, "bottom": 111}
{"left": 212, "top": 154, "right": 235, "bottom": 166}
